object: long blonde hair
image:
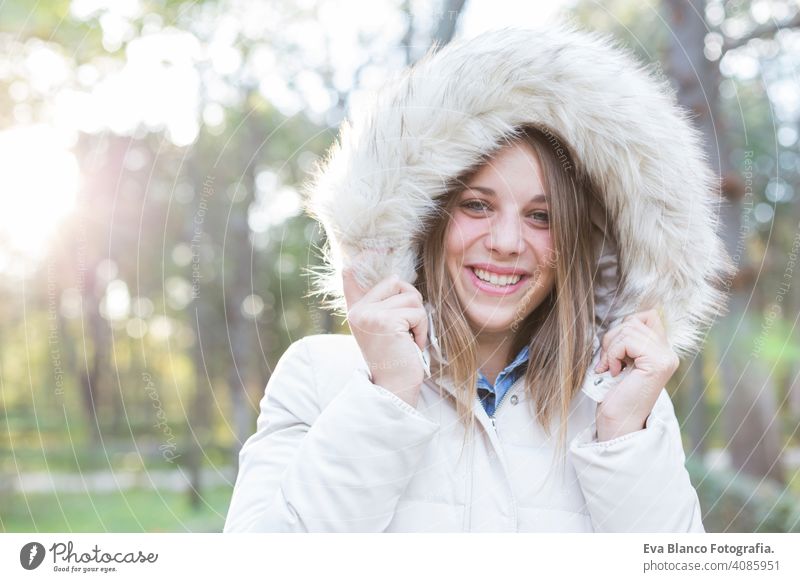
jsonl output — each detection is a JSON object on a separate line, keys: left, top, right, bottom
{"left": 414, "top": 124, "right": 602, "bottom": 460}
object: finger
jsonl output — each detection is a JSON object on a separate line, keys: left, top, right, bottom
{"left": 370, "top": 273, "right": 423, "bottom": 301}
{"left": 620, "top": 317, "right": 660, "bottom": 343}
{"left": 600, "top": 320, "right": 626, "bottom": 353}
{"left": 411, "top": 305, "right": 428, "bottom": 352}
{"left": 597, "top": 320, "right": 664, "bottom": 375}
{"left": 598, "top": 325, "right": 639, "bottom": 374}
{"left": 597, "top": 317, "right": 635, "bottom": 374}
{"left": 375, "top": 290, "right": 424, "bottom": 310}
{"left": 599, "top": 316, "right": 658, "bottom": 361}
{"left": 343, "top": 269, "right": 402, "bottom": 310}
{"left": 391, "top": 307, "right": 428, "bottom": 351}
{"left": 360, "top": 279, "right": 424, "bottom": 316}
{"left": 365, "top": 274, "right": 423, "bottom": 305}
{"left": 622, "top": 308, "right": 665, "bottom": 337}
{"left": 389, "top": 277, "right": 424, "bottom": 302}
{"left": 341, "top": 265, "right": 368, "bottom": 311}
{"left": 603, "top": 327, "right": 652, "bottom": 376}
{"left": 603, "top": 334, "right": 630, "bottom": 377}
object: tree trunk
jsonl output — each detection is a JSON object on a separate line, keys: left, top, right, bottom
{"left": 429, "top": 0, "right": 467, "bottom": 51}
{"left": 185, "top": 170, "right": 217, "bottom": 510}
{"left": 662, "top": 0, "right": 784, "bottom": 484}
{"left": 79, "top": 266, "right": 105, "bottom": 440}
{"left": 227, "top": 119, "right": 262, "bottom": 454}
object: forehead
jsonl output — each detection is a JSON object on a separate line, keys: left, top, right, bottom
{"left": 466, "top": 142, "right": 545, "bottom": 190}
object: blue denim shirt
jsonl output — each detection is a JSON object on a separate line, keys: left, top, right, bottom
{"left": 476, "top": 345, "right": 530, "bottom": 417}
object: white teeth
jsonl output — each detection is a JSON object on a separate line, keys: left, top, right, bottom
{"left": 472, "top": 268, "right": 523, "bottom": 286}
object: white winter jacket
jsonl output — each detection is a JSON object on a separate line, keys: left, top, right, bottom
{"left": 224, "top": 22, "right": 734, "bottom": 532}
{"left": 224, "top": 327, "right": 705, "bottom": 532}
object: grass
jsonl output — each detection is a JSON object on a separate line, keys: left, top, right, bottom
{"left": 0, "top": 486, "right": 233, "bottom": 532}
{"left": 4, "top": 467, "right": 799, "bottom": 533}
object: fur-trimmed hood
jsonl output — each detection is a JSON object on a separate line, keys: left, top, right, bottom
{"left": 303, "top": 21, "right": 735, "bottom": 363}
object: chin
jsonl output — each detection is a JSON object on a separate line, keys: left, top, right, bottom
{"left": 464, "top": 309, "right": 517, "bottom": 334}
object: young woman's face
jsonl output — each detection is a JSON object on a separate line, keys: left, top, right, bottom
{"left": 444, "top": 141, "right": 556, "bottom": 335}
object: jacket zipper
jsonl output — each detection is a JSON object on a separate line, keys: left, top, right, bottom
{"left": 489, "top": 378, "right": 523, "bottom": 432}
{"left": 482, "top": 376, "right": 523, "bottom": 531}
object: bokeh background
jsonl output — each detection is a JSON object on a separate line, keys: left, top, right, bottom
{"left": 0, "top": 0, "right": 799, "bottom": 532}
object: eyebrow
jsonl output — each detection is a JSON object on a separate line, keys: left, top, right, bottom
{"left": 464, "top": 185, "right": 549, "bottom": 203}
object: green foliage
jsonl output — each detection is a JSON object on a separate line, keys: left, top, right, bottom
{"left": 688, "top": 457, "right": 800, "bottom": 533}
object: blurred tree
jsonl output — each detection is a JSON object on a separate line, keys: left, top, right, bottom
{"left": 662, "top": 0, "right": 799, "bottom": 484}
{"left": 573, "top": 0, "right": 800, "bottom": 491}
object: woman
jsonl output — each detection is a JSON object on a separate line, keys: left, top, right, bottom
{"left": 224, "top": 23, "right": 734, "bottom": 533}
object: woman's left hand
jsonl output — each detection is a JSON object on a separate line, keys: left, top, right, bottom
{"left": 593, "top": 308, "right": 680, "bottom": 441}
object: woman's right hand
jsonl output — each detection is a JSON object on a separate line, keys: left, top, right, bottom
{"left": 341, "top": 265, "right": 428, "bottom": 407}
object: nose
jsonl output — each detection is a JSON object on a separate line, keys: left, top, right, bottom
{"left": 484, "top": 211, "right": 525, "bottom": 256}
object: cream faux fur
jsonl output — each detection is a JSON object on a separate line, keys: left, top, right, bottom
{"left": 302, "top": 21, "right": 735, "bottom": 357}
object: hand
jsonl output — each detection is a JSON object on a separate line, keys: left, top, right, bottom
{"left": 593, "top": 308, "right": 680, "bottom": 441}
{"left": 341, "top": 264, "right": 428, "bottom": 407}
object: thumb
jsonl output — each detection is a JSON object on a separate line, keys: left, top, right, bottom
{"left": 341, "top": 264, "right": 366, "bottom": 311}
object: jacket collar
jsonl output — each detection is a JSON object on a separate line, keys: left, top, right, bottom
{"left": 421, "top": 302, "right": 617, "bottom": 404}
{"left": 478, "top": 345, "right": 529, "bottom": 387}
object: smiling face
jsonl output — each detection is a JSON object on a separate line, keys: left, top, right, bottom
{"left": 444, "top": 140, "right": 556, "bottom": 337}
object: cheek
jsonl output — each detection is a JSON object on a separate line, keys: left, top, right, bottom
{"left": 522, "top": 225, "right": 553, "bottom": 253}
{"left": 444, "top": 215, "right": 483, "bottom": 260}
{"left": 539, "top": 235, "right": 556, "bottom": 267}
{"left": 531, "top": 232, "right": 557, "bottom": 283}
